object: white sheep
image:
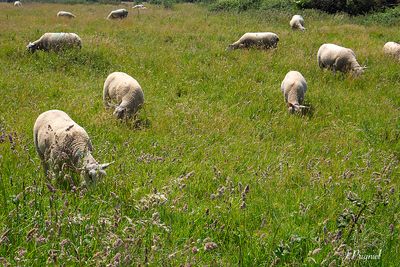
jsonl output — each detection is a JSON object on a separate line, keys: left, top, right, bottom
{"left": 26, "top": 33, "right": 82, "bottom": 53}
{"left": 317, "top": 43, "right": 366, "bottom": 76}
{"left": 14, "top": 1, "right": 22, "bottom": 7}
{"left": 103, "top": 72, "right": 145, "bottom": 119}
{"left": 383, "top": 42, "right": 400, "bottom": 61}
{"left": 107, "top": 9, "right": 128, "bottom": 20}
{"left": 290, "top": 15, "right": 305, "bottom": 31}
{"left": 57, "top": 11, "right": 76, "bottom": 18}
{"left": 133, "top": 4, "right": 147, "bottom": 9}
{"left": 34, "top": 110, "right": 112, "bottom": 183}
{"left": 281, "top": 71, "right": 308, "bottom": 113}
{"left": 227, "top": 32, "right": 279, "bottom": 50}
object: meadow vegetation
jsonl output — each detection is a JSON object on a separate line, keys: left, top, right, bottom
{"left": 0, "top": 2, "right": 399, "bottom": 266}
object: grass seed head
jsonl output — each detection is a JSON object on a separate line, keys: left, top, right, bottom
{"left": 204, "top": 242, "right": 218, "bottom": 251}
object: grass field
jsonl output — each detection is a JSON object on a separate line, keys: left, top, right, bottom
{"left": 0, "top": 2, "right": 399, "bottom": 266}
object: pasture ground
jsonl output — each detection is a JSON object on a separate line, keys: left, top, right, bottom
{"left": 0, "top": 2, "right": 399, "bottom": 265}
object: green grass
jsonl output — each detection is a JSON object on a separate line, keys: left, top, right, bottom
{"left": 0, "top": 2, "right": 399, "bottom": 266}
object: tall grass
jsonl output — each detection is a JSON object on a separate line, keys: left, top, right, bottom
{"left": 0, "top": 2, "right": 399, "bottom": 265}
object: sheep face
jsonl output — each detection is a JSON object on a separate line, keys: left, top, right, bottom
{"left": 287, "top": 103, "right": 300, "bottom": 114}
{"left": 83, "top": 162, "right": 112, "bottom": 184}
{"left": 26, "top": 42, "right": 37, "bottom": 53}
{"left": 227, "top": 44, "right": 235, "bottom": 51}
{"left": 113, "top": 106, "right": 126, "bottom": 119}
{"left": 352, "top": 66, "right": 366, "bottom": 77}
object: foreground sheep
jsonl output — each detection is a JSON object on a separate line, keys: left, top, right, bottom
{"left": 317, "top": 43, "right": 365, "bottom": 76}
{"left": 57, "top": 11, "right": 76, "bottom": 18}
{"left": 34, "top": 110, "right": 112, "bottom": 183}
{"left": 281, "top": 71, "right": 308, "bottom": 113}
{"left": 26, "top": 33, "right": 82, "bottom": 53}
{"left": 227, "top": 32, "right": 279, "bottom": 50}
{"left": 103, "top": 72, "right": 145, "bottom": 119}
{"left": 290, "top": 15, "right": 305, "bottom": 31}
{"left": 14, "top": 1, "right": 22, "bottom": 7}
{"left": 107, "top": 9, "right": 128, "bottom": 19}
{"left": 383, "top": 42, "right": 400, "bottom": 60}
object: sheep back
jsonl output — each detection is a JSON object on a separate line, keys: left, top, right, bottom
{"left": 27, "top": 33, "right": 82, "bottom": 53}
{"left": 57, "top": 11, "right": 76, "bottom": 18}
{"left": 33, "top": 110, "right": 94, "bottom": 172}
{"left": 383, "top": 42, "right": 400, "bottom": 60}
{"left": 317, "top": 43, "right": 363, "bottom": 75}
{"left": 107, "top": 9, "right": 128, "bottom": 19}
{"left": 228, "top": 32, "right": 279, "bottom": 50}
{"left": 281, "top": 71, "right": 307, "bottom": 112}
{"left": 290, "top": 15, "right": 305, "bottom": 30}
{"left": 103, "top": 72, "right": 144, "bottom": 119}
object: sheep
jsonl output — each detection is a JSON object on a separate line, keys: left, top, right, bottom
{"left": 14, "top": 1, "right": 22, "bottom": 7}
{"left": 383, "top": 42, "right": 400, "bottom": 60}
{"left": 281, "top": 71, "right": 308, "bottom": 113}
{"left": 103, "top": 72, "right": 145, "bottom": 120}
{"left": 290, "top": 15, "right": 305, "bottom": 31}
{"left": 26, "top": 33, "right": 82, "bottom": 53}
{"left": 57, "top": 11, "right": 76, "bottom": 18}
{"left": 33, "top": 110, "right": 112, "bottom": 184}
{"left": 107, "top": 9, "right": 128, "bottom": 20}
{"left": 133, "top": 4, "right": 147, "bottom": 9}
{"left": 132, "top": 4, "right": 147, "bottom": 15}
{"left": 317, "top": 43, "right": 366, "bottom": 76}
{"left": 227, "top": 32, "right": 279, "bottom": 50}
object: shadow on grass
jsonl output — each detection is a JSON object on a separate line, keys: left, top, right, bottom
{"left": 117, "top": 114, "right": 151, "bottom": 131}
{"left": 11, "top": 48, "right": 115, "bottom": 75}
{"left": 299, "top": 102, "right": 314, "bottom": 118}
{"left": 130, "top": 117, "right": 151, "bottom": 130}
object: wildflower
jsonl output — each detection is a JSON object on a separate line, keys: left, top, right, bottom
{"left": 113, "top": 238, "right": 123, "bottom": 248}
{"left": 204, "top": 242, "right": 218, "bottom": 251}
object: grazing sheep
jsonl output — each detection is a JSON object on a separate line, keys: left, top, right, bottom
{"left": 14, "top": 1, "right": 22, "bottom": 7}
{"left": 290, "top": 15, "right": 305, "bottom": 31}
{"left": 34, "top": 110, "right": 112, "bottom": 183}
{"left": 227, "top": 32, "right": 279, "bottom": 50}
{"left": 317, "top": 43, "right": 366, "bottom": 76}
{"left": 107, "top": 9, "right": 128, "bottom": 20}
{"left": 383, "top": 42, "right": 400, "bottom": 60}
{"left": 281, "top": 71, "right": 308, "bottom": 113}
{"left": 133, "top": 4, "right": 147, "bottom": 9}
{"left": 26, "top": 33, "right": 82, "bottom": 53}
{"left": 103, "top": 72, "right": 145, "bottom": 119}
{"left": 57, "top": 11, "right": 76, "bottom": 18}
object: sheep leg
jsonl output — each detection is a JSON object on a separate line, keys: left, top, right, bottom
{"left": 318, "top": 56, "right": 324, "bottom": 69}
{"left": 42, "top": 162, "right": 50, "bottom": 177}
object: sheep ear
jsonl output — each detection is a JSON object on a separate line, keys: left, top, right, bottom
{"left": 100, "top": 162, "right": 114, "bottom": 170}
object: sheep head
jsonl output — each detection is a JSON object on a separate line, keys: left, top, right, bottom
{"left": 113, "top": 106, "right": 127, "bottom": 119}
{"left": 287, "top": 103, "right": 308, "bottom": 114}
{"left": 83, "top": 162, "right": 113, "bottom": 184}
{"left": 352, "top": 66, "right": 367, "bottom": 77}
{"left": 26, "top": 42, "right": 37, "bottom": 53}
{"left": 226, "top": 45, "right": 234, "bottom": 51}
